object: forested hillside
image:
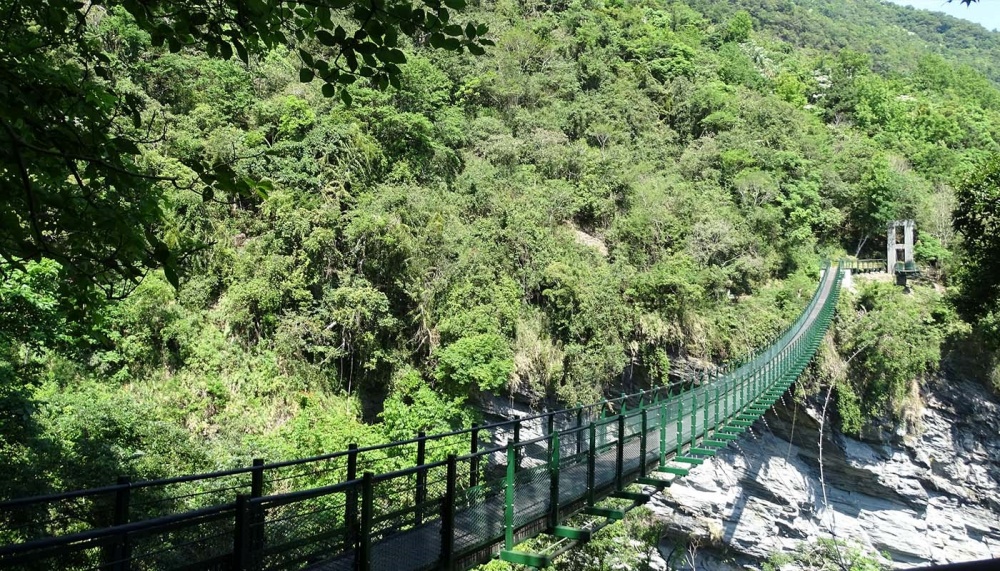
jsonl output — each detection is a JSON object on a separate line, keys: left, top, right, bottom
{"left": 3, "top": 0, "right": 999, "bottom": 527}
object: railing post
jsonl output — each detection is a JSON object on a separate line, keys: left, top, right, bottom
{"left": 469, "top": 424, "right": 480, "bottom": 489}
{"left": 358, "top": 472, "right": 374, "bottom": 571}
{"left": 640, "top": 408, "right": 649, "bottom": 476}
{"left": 615, "top": 414, "right": 625, "bottom": 490}
{"left": 547, "top": 412, "right": 555, "bottom": 438}
{"left": 109, "top": 476, "right": 131, "bottom": 571}
{"left": 740, "top": 373, "right": 746, "bottom": 410}
{"left": 250, "top": 458, "right": 265, "bottom": 564}
{"left": 702, "top": 384, "right": 709, "bottom": 439}
{"left": 415, "top": 431, "right": 427, "bottom": 526}
{"left": 587, "top": 422, "right": 596, "bottom": 506}
{"left": 513, "top": 422, "right": 521, "bottom": 471}
{"left": 233, "top": 494, "right": 250, "bottom": 571}
{"left": 659, "top": 398, "right": 667, "bottom": 468}
{"left": 689, "top": 391, "right": 697, "bottom": 443}
{"left": 575, "top": 405, "right": 584, "bottom": 456}
{"left": 345, "top": 445, "right": 359, "bottom": 550}
{"left": 676, "top": 397, "right": 684, "bottom": 457}
{"left": 440, "top": 455, "right": 457, "bottom": 571}
{"left": 714, "top": 384, "right": 720, "bottom": 433}
{"left": 549, "top": 431, "right": 560, "bottom": 530}
{"left": 504, "top": 443, "right": 516, "bottom": 550}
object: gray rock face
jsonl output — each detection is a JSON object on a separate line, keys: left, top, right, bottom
{"left": 648, "top": 377, "right": 1000, "bottom": 569}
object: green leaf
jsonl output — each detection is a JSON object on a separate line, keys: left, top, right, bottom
{"left": 444, "top": 24, "right": 463, "bottom": 36}
{"left": 163, "top": 264, "right": 180, "bottom": 289}
{"left": 465, "top": 22, "right": 476, "bottom": 38}
{"left": 317, "top": 6, "right": 333, "bottom": 27}
{"left": 341, "top": 89, "right": 353, "bottom": 106}
{"left": 468, "top": 43, "right": 485, "bottom": 56}
{"left": 189, "top": 11, "right": 208, "bottom": 26}
{"left": 152, "top": 241, "right": 171, "bottom": 264}
{"left": 387, "top": 49, "right": 406, "bottom": 63}
{"left": 316, "top": 30, "right": 337, "bottom": 46}
{"left": 233, "top": 38, "right": 248, "bottom": 63}
{"left": 322, "top": 82, "right": 336, "bottom": 97}
{"left": 300, "top": 68, "right": 314, "bottom": 82}
{"left": 298, "top": 48, "right": 314, "bottom": 66}
{"left": 219, "top": 41, "right": 233, "bottom": 59}
{"left": 252, "top": 179, "right": 271, "bottom": 199}
{"left": 202, "top": 187, "right": 214, "bottom": 202}
{"left": 113, "top": 137, "right": 140, "bottom": 155}
{"left": 444, "top": 0, "right": 466, "bottom": 8}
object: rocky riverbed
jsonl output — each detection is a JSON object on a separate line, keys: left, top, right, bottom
{"left": 648, "top": 375, "right": 1000, "bottom": 569}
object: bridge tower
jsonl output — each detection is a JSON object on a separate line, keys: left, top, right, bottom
{"left": 887, "top": 220, "right": 916, "bottom": 286}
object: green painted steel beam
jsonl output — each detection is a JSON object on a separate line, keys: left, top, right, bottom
{"left": 689, "top": 447, "right": 717, "bottom": 456}
{"left": 612, "top": 490, "right": 652, "bottom": 503}
{"left": 719, "top": 426, "right": 746, "bottom": 434}
{"left": 736, "top": 414, "right": 758, "bottom": 422}
{"left": 674, "top": 456, "right": 705, "bottom": 465}
{"left": 729, "top": 419, "right": 754, "bottom": 427}
{"left": 551, "top": 526, "right": 591, "bottom": 541}
{"left": 500, "top": 550, "right": 551, "bottom": 568}
{"left": 582, "top": 506, "right": 625, "bottom": 520}
{"left": 636, "top": 476, "right": 671, "bottom": 488}
{"left": 702, "top": 439, "right": 728, "bottom": 448}
{"left": 657, "top": 466, "right": 690, "bottom": 476}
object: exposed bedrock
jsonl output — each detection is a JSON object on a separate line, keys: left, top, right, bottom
{"left": 648, "top": 376, "right": 1000, "bottom": 569}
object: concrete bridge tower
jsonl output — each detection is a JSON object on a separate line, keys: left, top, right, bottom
{"left": 887, "top": 219, "right": 915, "bottom": 272}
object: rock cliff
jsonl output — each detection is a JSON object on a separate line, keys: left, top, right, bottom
{"left": 648, "top": 376, "right": 1000, "bottom": 569}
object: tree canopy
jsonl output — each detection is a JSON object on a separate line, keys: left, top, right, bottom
{"left": 953, "top": 156, "right": 1000, "bottom": 322}
{"left": 0, "top": 0, "right": 490, "bottom": 296}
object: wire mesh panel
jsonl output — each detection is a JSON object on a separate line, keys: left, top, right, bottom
{"left": 251, "top": 486, "right": 352, "bottom": 571}
{"left": 453, "top": 471, "right": 505, "bottom": 556}
{"left": 622, "top": 433, "right": 643, "bottom": 476}
{"left": 0, "top": 504, "right": 237, "bottom": 571}
{"left": 368, "top": 466, "right": 444, "bottom": 571}
{"left": 510, "top": 463, "right": 550, "bottom": 529}
{"left": 131, "top": 509, "right": 237, "bottom": 570}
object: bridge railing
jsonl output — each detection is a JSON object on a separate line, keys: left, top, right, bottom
{"left": 0, "top": 262, "right": 844, "bottom": 571}
{"left": 841, "top": 258, "right": 885, "bottom": 273}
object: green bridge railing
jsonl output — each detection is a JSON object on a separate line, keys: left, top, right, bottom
{"left": 0, "top": 262, "right": 844, "bottom": 571}
{"left": 842, "top": 258, "right": 885, "bottom": 273}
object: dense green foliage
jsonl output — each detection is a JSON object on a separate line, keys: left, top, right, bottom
{"left": 0, "top": 0, "right": 490, "bottom": 295}
{"left": 3, "top": 0, "right": 1000, "bottom": 536}
{"left": 832, "top": 280, "right": 951, "bottom": 434}
{"left": 953, "top": 157, "right": 1000, "bottom": 323}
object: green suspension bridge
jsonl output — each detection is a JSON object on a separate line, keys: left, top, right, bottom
{"left": 0, "top": 260, "right": 856, "bottom": 571}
